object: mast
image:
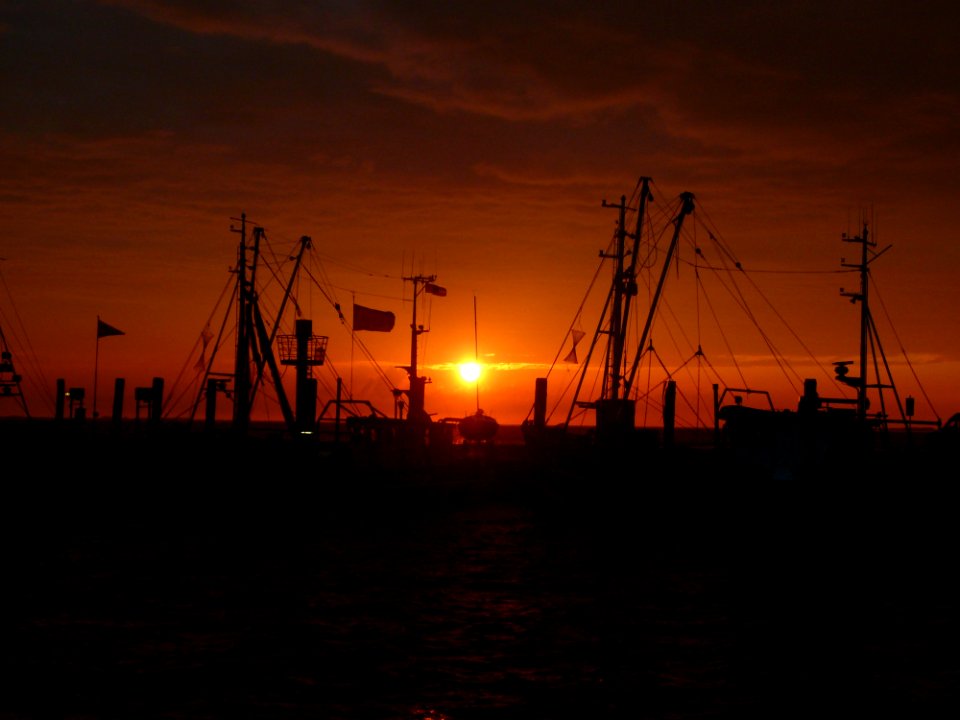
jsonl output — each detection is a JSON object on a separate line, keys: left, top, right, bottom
{"left": 624, "top": 191, "right": 695, "bottom": 394}
{"left": 402, "top": 273, "right": 438, "bottom": 423}
{"left": 601, "top": 177, "right": 653, "bottom": 403}
{"left": 231, "top": 214, "right": 252, "bottom": 433}
{"left": 565, "top": 184, "right": 693, "bottom": 439}
{"left": 228, "top": 216, "right": 299, "bottom": 434}
{"left": 601, "top": 194, "right": 628, "bottom": 402}
{"left": 840, "top": 221, "right": 893, "bottom": 427}
{"left": 0, "top": 322, "right": 29, "bottom": 417}
{"left": 473, "top": 295, "right": 480, "bottom": 411}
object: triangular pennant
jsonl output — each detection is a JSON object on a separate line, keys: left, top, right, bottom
{"left": 97, "top": 318, "right": 125, "bottom": 338}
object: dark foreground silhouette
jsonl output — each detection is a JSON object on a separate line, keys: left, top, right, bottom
{"left": 2, "top": 418, "right": 958, "bottom": 719}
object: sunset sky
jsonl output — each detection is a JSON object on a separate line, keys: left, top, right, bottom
{"left": 2, "top": 1, "right": 959, "bottom": 428}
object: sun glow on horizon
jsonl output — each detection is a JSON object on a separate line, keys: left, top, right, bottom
{"left": 458, "top": 361, "right": 481, "bottom": 383}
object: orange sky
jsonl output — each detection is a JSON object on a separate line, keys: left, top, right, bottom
{"left": 2, "top": 1, "right": 959, "bottom": 428}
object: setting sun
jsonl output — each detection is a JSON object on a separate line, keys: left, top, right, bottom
{"left": 458, "top": 362, "right": 481, "bottom": 383}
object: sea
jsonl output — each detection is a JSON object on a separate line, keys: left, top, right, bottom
{"left": 3, "top": 420, "right": 958, "bottom": 718}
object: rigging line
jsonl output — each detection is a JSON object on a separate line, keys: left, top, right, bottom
{"left": 341, "top": 324, "right": 397, "bottom": 392}
{"left": 254, "top": 232, "right": 289, "bottom": 297}
{"left": 331, "top": 285, "right": 403, "bottom": 302}
{"left": 869, "top": 275, "right": 940, "bottom": 421}
{"left": 185, "top": 279, "right": 239, "bottom": 423}
{"left": 0, "top": 265, "right": 55, "bottom": 411}
{"left": 734, "top": 266, "right": 841, "bottom": 392}
{"left": 866, "top": 306, "right": 913, "bottom": 428}
{"left": 541, "top": 366, "right": 581, "bottom": 426}
{"left": 349, "top": 291, "right": 355, "bottom": 394}
{"left": 697, "top": 259, "right": 802, "bottom": 393}
{"left": 565, "top": 269, "right": 616, "bottom": 427}
{"left": 865, "top": 309, "right": 893, "bottom": 426}
{"left": 694, "top": 269, "right": 748, "bottom": 388}
{"left": 672, "top": 371, "right": 710, "bottom": 428}
{"left": 310, "top": 250, "right": 398, "bottom": 279}
{"left": 330, "top": 292, "right": 398, "bottom": 392}
{"left": 171, "top": 268, "right": 236, "bottom": 389}
{"left": 643, "top": 336, "right": 654, "bottom": 427}
{"left": 300, "top": 264, "right": 348, "bottom": 319}
{"left": 693, "top": 254, "right": 812, "bottom": 392}
{"left": 637, "top": 351, "right": 715, "bottom": 430}
{"left": 695, "top": 241, "right": 808, "bottom": 392}
{"left": 653, "top": 291, "right": 698, "bottom": 367}
{"left": 675, "top": 256, "right": 853, "bottom": 275}
{"left": 655, "top": 315, "right": 714, "bottom": 411}
{"left": 546, "top": 250, "right": 607, "bottom": 380}
{"left": 692, "top": 209, "right": 746, "bottom": 272}
{"left": 693, "top": 225, "right": 703, "bottom": 371}
{"left": 305, "top": 248, "right": 343, "bottom": 307}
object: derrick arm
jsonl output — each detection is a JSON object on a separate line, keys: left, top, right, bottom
{"left": 624, "top": 192, "right": 695, "bottom": 395}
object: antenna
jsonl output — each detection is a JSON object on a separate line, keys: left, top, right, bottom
{"left": 473, "top": 294, "right": 480, "bottom": 411}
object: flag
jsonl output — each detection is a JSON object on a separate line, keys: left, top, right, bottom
{"left": 97, "top": 318, "right": 125, "bottom": 338}
{"left": 353, "top": 304, "right": 395, "bottom": 332}
{"left": 563, "top": 329, "right": 585, "bottom": 363}
{"left": 424, "top": 283, "right": 447, "bottom": 297}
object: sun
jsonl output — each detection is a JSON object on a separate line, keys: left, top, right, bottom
{"left": 458, "top": 361, "right": 481, "bottom": 383}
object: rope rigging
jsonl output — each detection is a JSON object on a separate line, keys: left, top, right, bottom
{"left": 165, "top": 222, "right": 418, "bottom": 424}
{"left": 533, "top": 176, "right": 926, "bottom": 433}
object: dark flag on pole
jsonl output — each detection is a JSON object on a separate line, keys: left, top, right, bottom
{"left": 424, "top": 283, "right": 447, "bottom": 297}
{"left": 352, "top": 304, "right": 395, "bottom": 332}
{"left": 97, "top": 318, "right": 125, "bottom": 338}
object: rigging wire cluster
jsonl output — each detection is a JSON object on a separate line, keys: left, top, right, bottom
{"left": 537, "top": 177, "right": 936, "bottom": 432}
{"left": 163, "top": 223, "right": 410, "bottom": 424}
{"left": 0, "top": 263, "right": 55, "bottom": 417}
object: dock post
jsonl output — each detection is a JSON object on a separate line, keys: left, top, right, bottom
{"left": 663, "top": 380, "right": 676, "bottom": 449}
{"left": 205, "top": 378, "right": 218, "bottom": 431}
{"left": 112, "top": 378, "right": 125, "bottom": 428}
{"left": 150, "top": 377, "right": 163, "bottom": 423}
{"left": 295, "top": 319, "right": 316, "bottom": 434}
{"left": 534, "top": 377, "right": 547, "bottom": 429}
{"left": 56, "top": 378, "right": 65, "bottom": 421}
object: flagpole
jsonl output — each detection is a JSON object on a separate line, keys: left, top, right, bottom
{"left": 93, "top": 315, "right": 101, "bottom": 419}
{"left": 350, "top": 292, "right": 355, "bottom": 397}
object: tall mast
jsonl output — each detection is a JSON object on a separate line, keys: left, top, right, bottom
{"left": 473, "top": 295, "right": 480, "bottom": 411}
{"left": 231, "top": 214, "right": 251, "bottom": 433}
{"left": 840, "top": 221, "right": 890, "bottom": 424}
{"left": 601, "top": 177, "right": 654, "bottom": 403}
{"left": 402, "top": 273, "right": 437, "bottom": 423}
{"left": 601, "top": 194, "right": 628, "bottom": 401}
{"left": 857, "top": 223, "right": 870, "bottom": 421}
{"left": 624, "top": 191, "right": 695, "bottom": 394}
{"left": 0, "top": 322, "right": 29, "bottom": 417}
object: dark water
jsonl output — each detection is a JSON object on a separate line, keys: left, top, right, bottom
{"left": 3, "top": 441, "right": 959, "bottom": 718}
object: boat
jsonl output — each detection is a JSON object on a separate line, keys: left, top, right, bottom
{"left": 458, "top": 408, "right": 499, "bottom": 443}
{"left": 715, "top": 221, "right": 945, "bottom": 478}
{"left": 523, "top": 177, "right": 694, "bottom": 452}
{"left": 522, "top": 176, "right": 951, "bottom": 479}
{"left": 159, "top": 213, "right": 462, "bottom": 464}
{"left": 456, "top": 295, "right": 499, "bottom": 444}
